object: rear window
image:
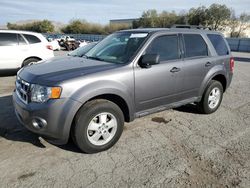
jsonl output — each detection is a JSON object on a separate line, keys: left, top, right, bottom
{"left": 207, "top": 34, "right": 229, "bottom": 56}
{"left": 0, "top": 33, "right": 18, "bottom": 46}
{"left": 183, "top": 34, "right": 208, "bottom": 58}
{"left": 146, "top": 35, "right": 179, "bottom": 61}
{"left": 23, "top": 34, "right": 41, "bottom": 44}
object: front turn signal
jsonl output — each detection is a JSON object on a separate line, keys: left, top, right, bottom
{"left": 50, "top": 87, "right": 62, "bottom": 99}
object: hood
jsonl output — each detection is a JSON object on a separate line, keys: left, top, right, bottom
{"left": 18, "top": 56, "right": 120, "bottom": 85}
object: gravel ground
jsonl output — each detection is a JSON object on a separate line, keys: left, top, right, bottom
{"left": 0, "top": 51, "right": 249, "bottom": 187}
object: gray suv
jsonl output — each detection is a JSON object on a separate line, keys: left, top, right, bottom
{"left": 13, "top": 28, "right": 234, "bottom": 153}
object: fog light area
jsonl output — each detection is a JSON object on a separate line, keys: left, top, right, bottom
{"left": 32, "top": 118, "right": 47, "bottom": 129}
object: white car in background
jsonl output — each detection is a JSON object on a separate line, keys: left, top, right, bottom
{"left": 47, "top": 38, "right": 61, "bottom": 51}
{"left": 0, "top": 30, "right": 54, "bottom": 71}
{"left": 79, "top": 40, "right": 89, "bottom": 47}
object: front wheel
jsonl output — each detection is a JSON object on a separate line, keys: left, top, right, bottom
{"left": 198, "top": 80, "right": 223, "bottom": 114}
{"left": 22, "top": 58, "right": 40, "bottom": 67}
{"left": 72, "top": 99, "right": 124, "bottom": 153}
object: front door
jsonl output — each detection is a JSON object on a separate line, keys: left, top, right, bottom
{"left": 134, "top": 34, "right": 184, "bottom": 112}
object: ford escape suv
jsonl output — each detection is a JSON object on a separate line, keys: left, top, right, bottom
{"left": 13, "top": 28, "right": 234, "bottom": 153}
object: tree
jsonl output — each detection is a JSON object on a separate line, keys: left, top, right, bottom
{"left": 206, "top": 4, "right": 231, "bottom": 30}
{"left": 229, "top": 12, "right": 250, "bottom": 37}
{"left": 139, "top": 9, "right": 159, "bottom": 27}
{"left": 61, "top": 20, "right": 86, "bottom": 34}
{"left": 104, "top": 23, "right": 131, "bottom": 33}
{"left": 132, "top": 10, "right": 185, "bottom": 28}
{"left": 61, "top": 19, "right": 130, "bottom": 34}
{"left": 7, "top": 20, "right": 54, "bottom": 33}
{"left": 33, "top": 20, "right": 54, "bottom": 33}
{"left": 188, "top": 6, "right": 207, "bottom": 26}
{"left": 158, "top": 11, "right": 180, "bottom": 27}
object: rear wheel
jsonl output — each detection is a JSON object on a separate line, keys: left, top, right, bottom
{"left": 198, "top": 80, "right": 223, "bottom": 114}
{"left": 72, "top": 99, "right": 124, "bottom": 153}
{"left": 22, "top": 58, "right": 40, "bottom": 67}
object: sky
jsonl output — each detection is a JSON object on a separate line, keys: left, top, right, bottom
{"left": 0, "top": 0, "right": 249, "bottom": 25}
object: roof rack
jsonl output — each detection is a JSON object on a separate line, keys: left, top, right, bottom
{"left": 171, "top": 24, "right": 212, "bottom": 30}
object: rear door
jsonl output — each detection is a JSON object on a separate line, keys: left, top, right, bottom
{"left": 178, "top": 33, "right": 212, "bottom": 100}
{"left": 22, "top": 34, "right": 42, "bottom": 58}
{"left": 134, "top": 34, "right": 184, "bottom": 112}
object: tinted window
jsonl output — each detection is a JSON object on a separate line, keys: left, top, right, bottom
{"left": 146, "top": 35, "right": 179, "bottom": 61}
{"left": 183, "top": 34, "right": 208, "bottom": 58}
{"left": 18, "top": 34, "right": 27, "bottom": 45}
{"left": 23, "top": 34, "right": 41, "bottom": 44}
{"left": 207, "top": 34, "right": 229, "bottom": 56}
{"left": 0, "top": 33, "right": 18, "bottom": 46}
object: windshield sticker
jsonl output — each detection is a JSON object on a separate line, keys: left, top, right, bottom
{"left": 130, "top": 33, "right": 148, "bottom": 38}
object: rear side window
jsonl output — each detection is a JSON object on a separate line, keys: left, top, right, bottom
{"left": 183, "top": 34, "right": 208, "bottom": 58}
{"left": 23, "top": 34, "right": 41, "bottom": 44}
{"left": 0, "top": 33, "right": 18, "bottom": 46}
{"left": 146, "top": 35, "right": 179, "bottom": 61}
{"left": 207, "top": 34, "right": 229, "bottom": 56}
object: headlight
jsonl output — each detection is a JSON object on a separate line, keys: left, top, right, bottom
{"left": 31, "top": 84, "right": 62, "bottom": 103}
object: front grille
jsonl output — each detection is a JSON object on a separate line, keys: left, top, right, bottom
{"left": 16, "top": 77, "right": 30, "bottom": 104}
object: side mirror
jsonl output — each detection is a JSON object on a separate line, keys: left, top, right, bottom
{"left": 139, "top": 54, "right": 160, "bottom": 68}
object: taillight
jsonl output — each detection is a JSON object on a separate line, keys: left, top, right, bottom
{"left": 230, "top": 57, "right": 234, "bottom": 72}
{"left": 46, "top": 45, "right": 53, "bottom": 50}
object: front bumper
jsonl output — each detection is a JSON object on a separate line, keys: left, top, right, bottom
{"left": 13, "top": 91, "right": 82, "bottom": 145}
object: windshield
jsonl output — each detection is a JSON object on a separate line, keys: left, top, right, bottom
{"left": 85, "top": 32, "right": 148, "bottom": 64}
{"left": 68, "top": 42, "right": 97, "bottom": 57}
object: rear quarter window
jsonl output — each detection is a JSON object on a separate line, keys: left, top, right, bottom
{"left": 183, "top": 34, "right": 208, "bottom": 58}
{"left": 23, "top": 34, "right": 41, "bottom": 44}
{"left": 207, "top": 34, "right": 229, "bottom": 56}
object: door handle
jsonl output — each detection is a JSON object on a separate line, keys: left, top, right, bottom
{"left": 205, "top": 62, "right": 212, "bottom": 67}
{"left": 170, "top": 67, "right": 181, "bottom": 73}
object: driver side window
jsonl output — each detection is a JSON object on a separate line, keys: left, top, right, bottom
{"left": 145, "top": 35, "right": 180, "bottom": 62}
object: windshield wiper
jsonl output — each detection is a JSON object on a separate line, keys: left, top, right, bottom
{"left": 68, "top": 53, "right": 79, "bottom": 57}
{"left": 84, "top": 55, "right": 104, "bottom": 61}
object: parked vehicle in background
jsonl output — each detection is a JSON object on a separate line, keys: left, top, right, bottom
{"left": 47, "top": 38, "right": 61, "bottom": 51}
{"left": 79, "top": 40, "right": 89, "bottom": 47}
{"left": 0, "top": 30, "right": 54, "bottom": 71}
{"left": 68, "top": 42, "right": 98, "bottom": 57}
{"left": 13, "top": 28, "right": 233, "bottom": 153}
{"left": 58, "top": 36, "right": 80, "bottom": 51}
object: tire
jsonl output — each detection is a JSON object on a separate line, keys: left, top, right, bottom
{"left": 22, "top": 58, "right": 40, "bottom": 67}
{"left": 198, "top": 80, "right": 223, "bottom": 114}
{"left": 72, "top": 99, "right": 124, "bottom": 153}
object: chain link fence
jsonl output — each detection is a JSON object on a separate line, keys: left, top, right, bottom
{"left": 43, "top": 33, "right": 106, "bottom": 42}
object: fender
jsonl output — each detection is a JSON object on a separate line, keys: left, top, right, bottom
{"left": 69, "top": 80, "right": 135, "bottom": 121}
{"left": 198, "top": 64, "right": 227, "bottom": 97}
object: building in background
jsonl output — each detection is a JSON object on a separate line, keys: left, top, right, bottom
{"left": 109, "top": 18, "right": 139, "bottom": 28}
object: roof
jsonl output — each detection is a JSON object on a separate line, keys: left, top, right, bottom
{"left": 117, "top": 28, "right": 221, "bottom": 35}
{"left": 0, "top": 29, "right": 41, "bottom": 35}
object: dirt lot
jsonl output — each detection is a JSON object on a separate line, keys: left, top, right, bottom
{"left": 0, "top": 52, "right": 250, "bottom": 187}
